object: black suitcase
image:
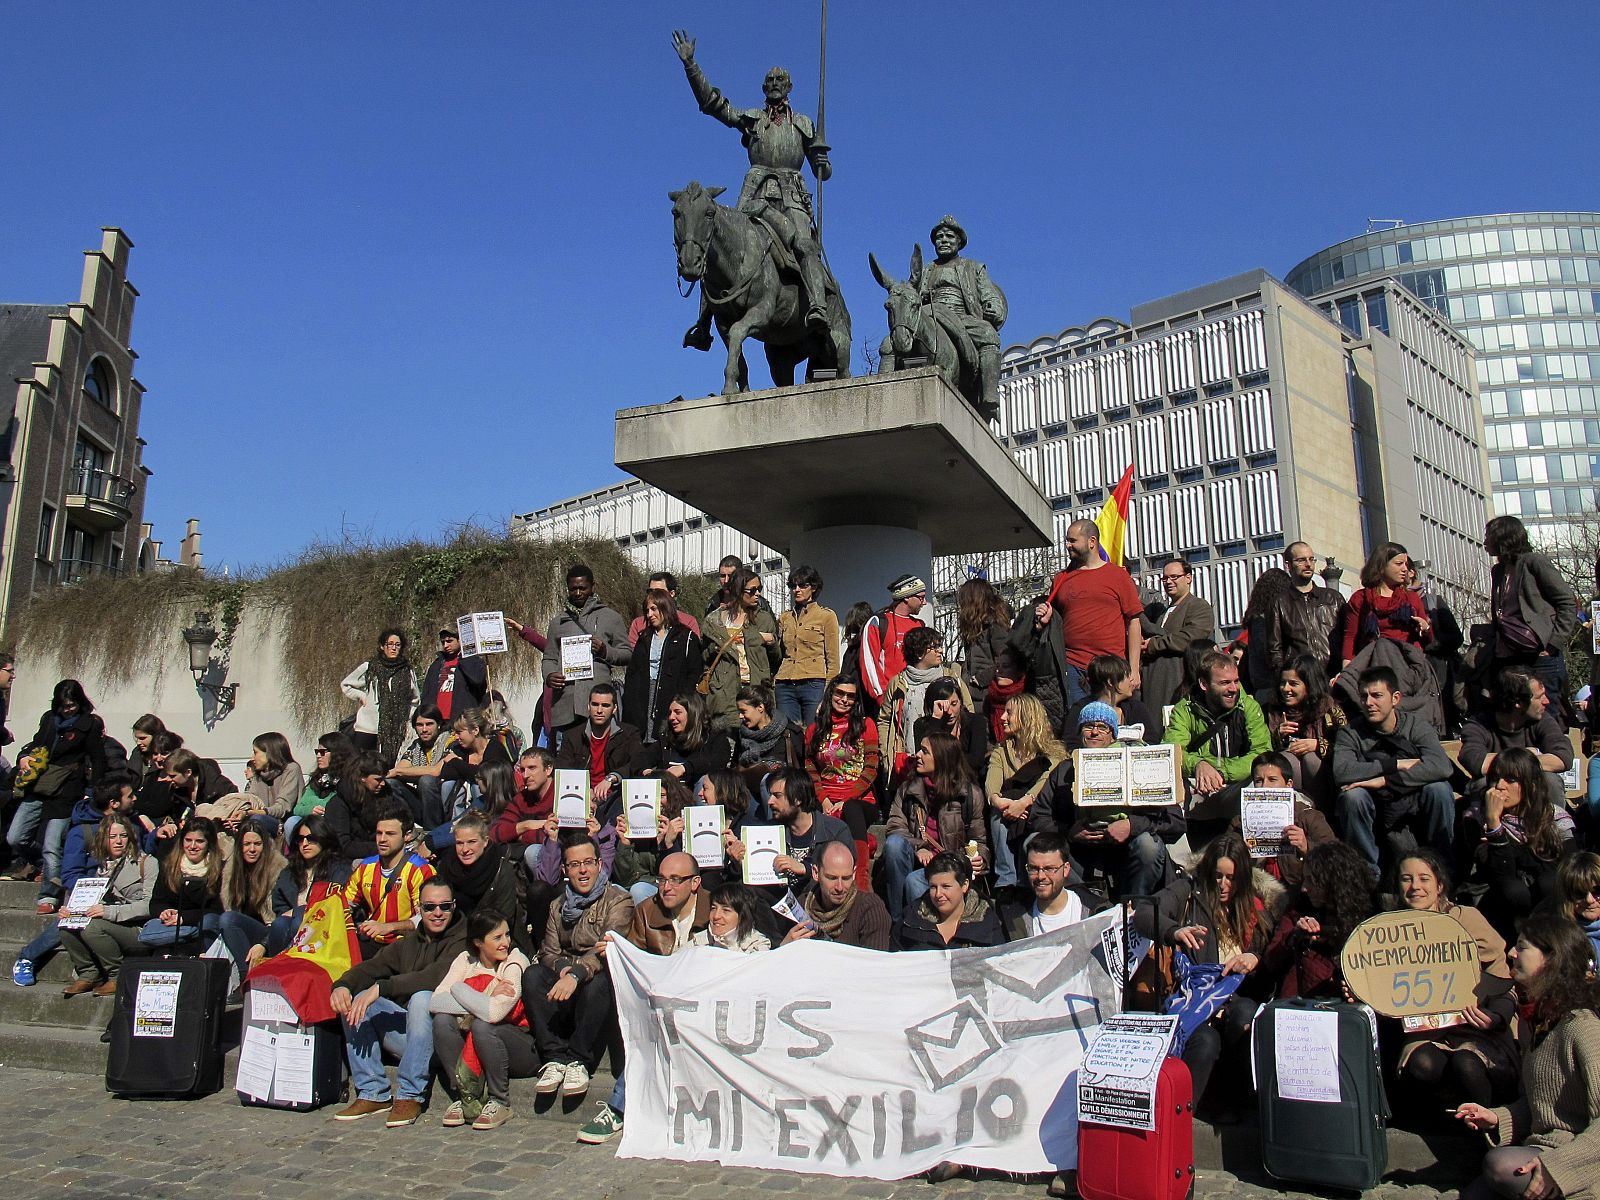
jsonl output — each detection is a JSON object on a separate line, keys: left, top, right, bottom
{"left": 235, "top": 989, "right": 347, "bottom": 1111}
{"left": 1252, "top": 997, "right": 1390, "bottom": 1192}
{"left": 105, "top": 957, "right": 230, "bottom": 1098}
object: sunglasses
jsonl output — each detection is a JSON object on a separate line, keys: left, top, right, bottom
{"left": 419, "top": 901, "right": 456, "bottom": 913}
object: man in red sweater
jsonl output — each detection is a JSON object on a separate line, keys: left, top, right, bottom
{"left": 861, "top": 574, "right": 928, "bottom": 707}
{"left": 1040, "top": 520, "right": 1144, "bottom": 707}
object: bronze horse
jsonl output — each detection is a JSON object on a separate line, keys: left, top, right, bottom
{"left": 870, "top": 245, "right": 992, "bottom": 418}
{"left": 671, "top": 181, "right": 851, "bottom": 395}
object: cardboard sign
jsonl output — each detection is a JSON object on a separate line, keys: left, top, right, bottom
{"left": 686, "top": 804, "right": 726, "bottom": 868}
{"left": 456, "top": 611, "right": 508, "bottom": 657}
{"left": 554, "top": 769, "right": 591, "bottom": 829}
{"left": 1340, "top": 909, "right": 1481, "bottom": 1017}
{"left": 1072, "top": 743, "right": 1180, "bottom": 807}
{"left": 1239, "top": 788, "right": 1297, "bottom": 859}
{"left": 624, "top": 778, "right": 662, "bottom": 839}
{"left": 1592, "top": 601, "right": 1600, "bottom": 655}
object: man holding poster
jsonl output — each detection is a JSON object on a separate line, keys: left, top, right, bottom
{"left": 554, "top": 684, "right": 647, "bottom": 824}
{"left": 541, "top": 564, "right": 632, "bottom": 749}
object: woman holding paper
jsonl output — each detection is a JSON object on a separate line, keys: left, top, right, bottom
{"left": 1391, "top": 850, "right": 1519, "bottom": 1110}
{"left": 56, "top": 814, "right": 158, "bottom": 996}
{"left": 1456, "top": 911, "right": 1600, "bottom": 1200}
{"left": 985, "top": 693, "right": 1067, "bottom": 891}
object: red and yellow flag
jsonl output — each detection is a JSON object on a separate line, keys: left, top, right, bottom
{"left": 245, "top": 884, "right": 360, "bottom": 1024}
{"left": 1096, "top": 465, "right": 1135, "bottom": 567}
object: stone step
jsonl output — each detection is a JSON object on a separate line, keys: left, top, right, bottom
{"left": 0, "top": 983, "right": 116, "bottom": 1029}
{"left": 0, "top": 909, "right": 55, "bottom": 943}
{"left": 0, "top": 878, "right": 40, "bottom": 906}
{"left": 0, "top": 1021, "right": 113, "bottom": 1075}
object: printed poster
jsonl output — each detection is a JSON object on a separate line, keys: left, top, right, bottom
{"left": 1240, "top": 789, "right": 1297, "bottom": 859}
{"left": 742, "top": 826, "right": 786, "bottom": 886}
{"left": 560, "top": 635, "right": 596, "bottom": 681}
{"left": 624, "top": 779, "right": 662, "bottom": 839}
{"left": 554, "top": 769, "right": 591, "bottom": 829}
{"left": 686, "top": 804, "right": 726, "bottom": 868}
{"left": 456, "top": 611, "right": 509, "bottom": 657}
{"left": 1078, "top": 1013, "right": 1179, "bottom": 1131}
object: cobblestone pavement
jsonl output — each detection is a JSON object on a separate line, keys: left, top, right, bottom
{"left": 0, "top": 1066, "right": 1461, "bottom": 1200}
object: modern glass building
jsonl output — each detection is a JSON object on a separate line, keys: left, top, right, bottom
{"left": 1286, "top": 213, "right": 1600, "bottom": 542}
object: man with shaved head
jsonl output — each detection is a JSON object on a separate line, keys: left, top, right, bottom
{"left": 1024, "top": 518, "right": 1144, "bottom": 710}
{"left": 784, "top": 840, "right": 891, "bottom": 951}
{"left": 578, "top": 850, "right": 709, "bottom": 1145}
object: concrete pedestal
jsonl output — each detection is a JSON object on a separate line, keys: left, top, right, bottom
{"left": 614, "top": 368, "right": 1052, "bottom": 609}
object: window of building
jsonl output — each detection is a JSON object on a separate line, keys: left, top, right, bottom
{"left": 37, "top": 504, "right": 55, "bottom": 561}
{"left": 73, "top": 437, "right": 108, "bottom": 496}
{"left": 82, "top": 358, "right": 116, "bottom": 412}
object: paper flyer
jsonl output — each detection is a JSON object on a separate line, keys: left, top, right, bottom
{"left": 1078, "top": 1013, "right": 1179, "bottom": 1131}
{"left": 686, "top": 804, "right": 727, "bottom": 868}
{"left": 741, "top": 825, "right": 786, "bottom": 886}
{"left": 1126, "top": 743, "right": 1180, "bottom": 806}
{"left": 1240, "top": 788, "right": 1297, "bottom": 859}
{"left": 133, "top": 970, "right": 182, "bottom": 1038}
{"left": 456, "top": 611, "right": 508, "bottom": 658}
{"left": 57, "top": 876, "right": 110, "bottom": 930}
{"left": 560, "top": 635, "right": 596, "bottom": 681}
{"left": 624, "top": 778, "right": 662, "bottom": 839}
{"left": 554, "top": 769, "right": 591, "bottom": 829}
{"left": 1074, "top": 747, "right": 1126, "bottom": 806}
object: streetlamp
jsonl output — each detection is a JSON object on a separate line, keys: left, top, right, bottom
{"left": 181, "top": 612, "right": 239, "bottom": 716}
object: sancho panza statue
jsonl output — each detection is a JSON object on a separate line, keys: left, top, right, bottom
{"left": 672, "top": 30, "right": 840, "bottom": 349}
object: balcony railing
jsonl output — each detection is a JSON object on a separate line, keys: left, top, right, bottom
{"left": 52, "top": 558, "right": 126, "bottom": 586}
{"left": 68, "top": 468, "right": 136, "bottom": 507}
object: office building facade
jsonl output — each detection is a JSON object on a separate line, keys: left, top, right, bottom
{"left": 1286, "top": 212, "right": 1600, "bottom": 544}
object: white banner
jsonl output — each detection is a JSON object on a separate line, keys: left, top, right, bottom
{"left": 611, "top": 908, "right": 1124, "bottom": 1179}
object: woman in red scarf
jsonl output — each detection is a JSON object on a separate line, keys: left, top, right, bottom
{"left": 805, "top": 676, "right": 880, "bottom": 889}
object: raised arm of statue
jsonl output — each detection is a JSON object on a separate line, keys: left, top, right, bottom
{"left": 673, "top": 29, "right": 740, "bottom": 128}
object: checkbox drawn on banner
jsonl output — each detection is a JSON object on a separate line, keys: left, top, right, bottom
{"left": 904, "top": 997, "right": 1003, "bottom": 1091}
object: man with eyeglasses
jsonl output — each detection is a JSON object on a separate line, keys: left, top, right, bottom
{"left": 331, "top": 878, "right": 468, "bottom": 1127}
{"left": 1003, "top": 832, "right": 1089, "bottom": 939}
{"left": 1140, "top": 558, "right": 1215, "bottom": 721}
{"left": 576, "top": 850, "right": 709, "bottom": 1144}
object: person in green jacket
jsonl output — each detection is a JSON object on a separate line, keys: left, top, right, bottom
{"left": 1163, "top": 649, "right": 1272, "bottom": 840}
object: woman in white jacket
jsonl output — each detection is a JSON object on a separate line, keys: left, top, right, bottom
{"left": 430, "top": 908, "right": 533, "bottom": 1130}
{"left": 341, "top": 628, "right": 419, "bottom": 763}
{"left": 57, "top": 814, "right": 159, "bottom": 996}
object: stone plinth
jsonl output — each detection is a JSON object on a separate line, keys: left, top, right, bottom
{"left": 614, "top": 369, "right": 1052, "bottom": 609}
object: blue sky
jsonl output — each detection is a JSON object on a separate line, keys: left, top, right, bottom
{"left": 3, "top": 3, "right": 1596, "bottom": 572}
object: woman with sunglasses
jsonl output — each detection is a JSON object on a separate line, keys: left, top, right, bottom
{"left": 804, "top": 676, "right": 880, "bottom": 891}
{"left": 701, "top": 567, "right": 782, "bottom": 732}
{"left": 260, "top": 813, "right": 349, "bottom": 958}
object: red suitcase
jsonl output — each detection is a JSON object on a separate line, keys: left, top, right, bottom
{"left": 1077, "top": 1055, "right": 1195, "bottom": 1200}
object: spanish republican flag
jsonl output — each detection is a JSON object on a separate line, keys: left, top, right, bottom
{"left": 1096, "top": 465, "right": 1135, "bottom": 567}
{"left": 245, "top": 884, "right": 360, "bottom": 1024}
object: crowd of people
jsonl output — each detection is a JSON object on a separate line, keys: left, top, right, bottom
{"left": 2, "top": 518, "right": 1598, "bottom": 1198}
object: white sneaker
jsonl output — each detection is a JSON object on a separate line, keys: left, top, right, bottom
{"left": 535, "top": 1062, "right": 566, "bottom": 1095}
{"left": 561, "top": 1061, "right": 591, "bottom": 1097}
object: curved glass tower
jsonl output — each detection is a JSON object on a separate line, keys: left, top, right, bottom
{"left": 1287, "top": 213, "right": 1600, "bottom": 540}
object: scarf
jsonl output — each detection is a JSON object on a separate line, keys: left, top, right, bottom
{"left": 367, "top": 654, "right": 413, "bottom": 762}
{"left": 559, "top": 867, "right": 613, "bottom": 925}
{"left": 900, "top": 665, "right": 946, "bottom": 746}
{"left": 738, "top": 711, "right": 794, "bottom": 767}
{"left": 435, "top": 845, "right": 502, "bottom": 911}
{"left": 1583, "top": 917, "right": 1600, "bottom": 966}
{"left": 803, "top": 885, "right": 858, "bottom": 940}
{"left": 986, "top": 675, "right": 1026, "bottom": 744}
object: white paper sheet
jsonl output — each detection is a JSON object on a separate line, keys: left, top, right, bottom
{"left": 560, "top": 635, "right": 595, "bottom": 681}
{"left": 247, "top": 988, "right": 300, "bottom": 1025}
{"left": 1240, "top": 789, "right": 1297, "bottom": 859}
{"left": 270, "top": 1032, "right": 316, "bottom": 1106}
{"left": 624, "top": 779, "right": 661, "bottom": 839}
{"left": 235, "top": 1025, "right": 278, "bottom": 1100}
{"left": 1274, "top": 1007, "right": 1341, "bottom": 1104}
{"left": 57, "top": 876, "right": 110, "bottom": 930}
{"left": 132, "top": 970, "right": 182, "bottom": 1038}
{"left": 741, "top": 826, "right": 786, "bottom": 886}
{"left": 1126, "top": 744, "right": 1179, "bottom": 806}
{"left": 554, "top": 769, "right": 591, "bottom": 829}
{"left": 1075, "top": 748, "right": 1126, "bottom": 806}
{"left": 1078, "top": 1014, "right": 1179, "bottom": 1131}
{"left": 686, "top": 804, "right": 726, "bottom": 868}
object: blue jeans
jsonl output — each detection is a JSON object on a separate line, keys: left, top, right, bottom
{"left": 1588, "top": 756, "right": 1600, "bottom": 845}
{"left": 610, "top": 1073, "right": 626, "bottom": 1114}
{"left": 1063, "top": 662, "right": 1090, "bottom": 709}
{"left": 344, "top": 991, "right": 436, "bottom": 1102}
{"left": 138, "top": 912, "right": 222, "bottom": 947}
{"left": 6, "top": 799, "right": 41, "bottom": 865}
{"left": 629, "top": 881, "right": 659, "bottom": 904}
{"left": 216, "top": 911, "right": 269, "bottom": 969}
{"left": 989, "top": 811, "right": 1018, "bottom": 888}
{"left": 37, "top": 818, "right": 71, "bottom": 900}
{"left": 776, "top": 679, "right": 826, "bottom": 728}
{"left": 882, "top": 833, "right": 931, "bottom": 924}
{"left": 18, "top": 924, "right": 61, "bottom": 967}
{"left": 1336, "top": 781, "right": 1455, "bottom": 874}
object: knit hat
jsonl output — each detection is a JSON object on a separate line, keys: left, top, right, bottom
{"left": 1077, "top": 702, "right": 1120, "bottom": 733}
{"left": 889, "top": 574, "right": 927, "bottom": 602}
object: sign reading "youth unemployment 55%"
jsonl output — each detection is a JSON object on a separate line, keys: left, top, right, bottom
{"left": 1339, "top": 909, "right": 1480, "bottom": 1018}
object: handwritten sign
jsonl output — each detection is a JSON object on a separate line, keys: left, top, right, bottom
{"left": 560, "top": 635, "right": 595, "bottom": 681}
{"left": 1240, "top": 789, "right": 1296, "bottom": 859}
{"left": 1078, "top": 1013, "right": 1178, "bottom": 1131}
{"left": 1339, "top": 909, "right": 1481, "bottom": 1018}
{"left": 1072, "top": 743, "right": 1180, "bottom": 808}
{"left": 1273, "top": 1007, "right": 1340, "bottom": 1104}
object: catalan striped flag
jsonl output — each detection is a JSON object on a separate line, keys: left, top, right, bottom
{"left": 1096, "top": 464, "right": 1135, "bottom": 567}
